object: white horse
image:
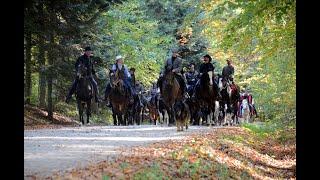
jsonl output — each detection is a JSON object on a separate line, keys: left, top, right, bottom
{"left": 241, "top": 98, "right": 250, "bottom": 124}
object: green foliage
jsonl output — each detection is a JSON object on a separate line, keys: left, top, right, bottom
{"left": 242, "top": 122, "right": 278, "bottom": 138}
{"left": 215, "top": 163, "right": 230, "bottom": 179}
{"left": 92, "top": 0, "right": 177, "bottom": 87}
{"left": 30, "top": 73, "right": 39, "bottom": 105}
{"left": 133, "top": 162, "right": 165, "bottom": 180}
{"left": 102, "top": 175, "right": 110, "bottom": 180}
{"left": 90, "top": 108, "right": 113, "bottom": 125}
{"left": 55, "top": 102, "right": 78, "bottom": 118}
{"left": 181, "top": 0, "right": 296, "bottom": 126}
{"left": 25, "top": 0, "right": 296, "bottom": 126}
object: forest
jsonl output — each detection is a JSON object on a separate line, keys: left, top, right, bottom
{"left": 24, "top": 0, "right": 296, "bottom": 179}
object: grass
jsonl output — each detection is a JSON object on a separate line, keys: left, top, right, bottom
{"left": 241, "top": 122, "right": 278, "bottom": 138}
{"left": 133, "top": 162, "right": 165, "bottom": 180}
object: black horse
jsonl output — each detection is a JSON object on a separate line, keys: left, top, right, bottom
{"left": 75, "top": 63, "right": 93, "bottom": 125}
{"left": 127, "top": 93, "right": 143, "bottom": 125}
{"left": 194, "top": 71, "right": 218, "bottom": 126}
{"left": 109, "top": 67, "right": 131, "bottom": 126}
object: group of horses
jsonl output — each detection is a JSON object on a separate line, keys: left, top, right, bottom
{"left": 74, "top": 63, "right": 255, "bottom": 129}
{"left": 157, "top": 69, "right": 242, "bottom": 130}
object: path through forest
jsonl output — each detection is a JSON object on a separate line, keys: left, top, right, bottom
{"left": 24, "top": 125, "right": 214, "bottom": 178}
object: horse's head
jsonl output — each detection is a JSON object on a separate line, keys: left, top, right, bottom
{"left": 163, "top": 69, "right": 175, "bottom": 85}
{"left": 218, "top": 77, "right": 223, "bottom": 90}
{"left": 227, "top": 84, "right": 232, "bottom": 98}
{"left": 110, "top": 68, "right": 125, "bottom": 93}
{"left": 200, "top": 71, "right": 214, "bottom": 88}
{"left": 77, "top": 63, "right": 88, "bottom": 79}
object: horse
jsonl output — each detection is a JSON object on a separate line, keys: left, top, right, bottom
{"left": 126, "top": 93, "right": 143, "bottom": 125}
{"left": 75, "top": 63, "right": 93, "bottom": 125}
{"left": 218, "top": 76, "right": 240, "bottom": 125}
{"left": 140, "top": 91, "right": 150, "bottom": 124}
{"left": 194, "top": 71, "right": 218, "bottom": 126}
{"left": 159, "top": 70, "right": 183, "bottom": 126}
{"left": 240, "top": 98, "right": 251, "bottom": 124}
{"left": 147, "top": 94, "right": 159, "bottom": 125}
{"left": 109, "top": 67, "right": 131, "bottom": 126}
{"left": 158, "top": 98, "right": 169, "bottom": 126}
{"left": 185, "top": 96, "right": 202, "bottom": 125}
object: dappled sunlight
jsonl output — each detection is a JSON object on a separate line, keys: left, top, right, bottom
{"left": 222, "top": 139, "right": 295, "bottom": 169}
{"left": 208, "top": 147, "right": 271, "bottom": 180}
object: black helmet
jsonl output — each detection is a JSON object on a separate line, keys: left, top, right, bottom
{"left": 84, "top": 46, "right": 92, "bottom": 51}
{"left": 203, "top": 54, "right": 212, "bottom": 62}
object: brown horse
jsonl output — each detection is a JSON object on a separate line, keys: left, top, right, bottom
{"left": 159, "top": 70, "right": 183, "bottom": 126}
{"left": 109, "top": 67, "right": 130, "bottom": 126}
{"left": 219, "top": 77, "right": 240, "bottom": 125}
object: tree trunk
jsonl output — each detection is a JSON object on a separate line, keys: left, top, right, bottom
{"left": 38, "top": 2, "right": 46, "bottom": 108}
{"left": 25, "top": 32, "right": 32, "bottom": 104}
{"left": 38, "top": 36, "right": 46, "bottom": 108}
{"left": 47, "top": 34, "right": 54, "bottom": 120}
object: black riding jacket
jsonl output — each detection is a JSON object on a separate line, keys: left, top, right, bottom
{"left": 199, "top": 62, "right": 215, "bottom": 74}
{"left": 75, "top": 54, "right": 95, "bottom": 75}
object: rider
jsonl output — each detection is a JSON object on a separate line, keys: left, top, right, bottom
{"left": 104, "top": 55, "right": 134, "bottom": 106}
{"left": 129, "top": 67, "right": 136, "bottom": 88}
{"left": 239, "top": 89, "right": 258, "bottom": 118}
{"left": 222, "top": 59, "right": 235, "bottom": 84}
{"left": 246, "top": 89, "right": 258, "bottom": 117}
{"left": 185, "top": 62, "right": 199, "bottom": 93}
{"left": 65, "top": 46, "right": 99, "bottom": 103}
{"left": 158, "top": 48, "right": 189, "bottom": 98}
{"left": 135, "top": 81, "right": 144, "bottom": 107}
{"left": 150, "top": 82, "right": 160, "bottom": 108}
{"left": 198, "top": 54, "right": 221, "bottom": 99}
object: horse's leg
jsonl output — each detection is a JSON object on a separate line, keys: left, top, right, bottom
{"left": 87, "top": 101, "right": 91, "bottom": 124}
{"left": 142, "top": 107, "right": 145, "bottom": 124}
{"left": 118, "top": 113, "right": 122, "bottom": 125}
{"left": 171, "top": 104, "right": 176, "bottom": 126}
{"left": 167, "top": 108, "right": 172, "bottom": 126}
{"left": 78, "top": 101, "right": 84, "bottom": 125}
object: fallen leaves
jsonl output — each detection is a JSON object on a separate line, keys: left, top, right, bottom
{"left": 46, "top": 127, "right": 295, "bottom": 179}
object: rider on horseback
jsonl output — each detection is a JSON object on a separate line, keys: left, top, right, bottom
{"left": 185, "top": 62, "right": 199, "bottom": 93}
{"left": 158, "top": 48, "right": 189, "bottom": 98}
{"left": 222, "top": 59, "right": 235, "bottom": 84}
{"left": 150, "top": 82, "right": 160, "bottom": 108}
{"left": 65, "top": 46, "right": 99, "bottom": 103}
{"left": 239, "top": 88, "right": 258, "bottom": 118}
{"left": 104, "top": 55, "right": 135, "bottom": 106}
{"left": 198, "top": 54, "right": 222, "bottom": 99}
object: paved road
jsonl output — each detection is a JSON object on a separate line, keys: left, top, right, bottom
{"left": 24, "top": 125, "right": 214, "bottom": 178}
